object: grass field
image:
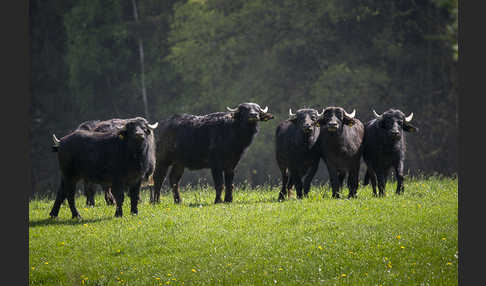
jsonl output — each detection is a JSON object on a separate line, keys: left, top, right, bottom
{"left": 29, "top": 176, "right": 457, "bottom": 285}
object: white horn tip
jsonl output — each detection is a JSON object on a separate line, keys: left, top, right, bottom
{"left": 347, "top": 109, "right": 356, "bottom": 118}
{"left": 373, "top": 109, "right": 381, "bottom": 118}
{"left": 148, "top": 122, "right": 159, "bottom": 129}
{"left": 405, "top": 112, "right": 414, "bottom": 122}
{"left": 262, "top": 106, "right": 269, "bottom": 113}
{"left": 52, "top": 134, "right": 60, "bottom": 146}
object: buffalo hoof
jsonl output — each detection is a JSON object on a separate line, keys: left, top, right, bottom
{"left": 214, "top": 198, "right": 223, "bottom": 204}
{"left": 72, "top": 214, "right": 82, "bottom": 220}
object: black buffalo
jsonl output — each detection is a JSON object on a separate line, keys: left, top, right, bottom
{"left": 363, "top": 109, "right": 418, "bottom": 196}
{"left": 151, "top": 103, "right": 274, "bottom": 204}
{"left": 75, "top": 119, "right": 127, "bottom": 206}
{"left": 75, "top": 118, "right": 155, "bottom": 206}
{"left": 49, "top": 117, "right": 158, "bottom": 218}
{"left": 316, "top": 107, "right": 364, "bottom": 198}
{"left": 275, "top": 108, "right": 322, "bottom": 200}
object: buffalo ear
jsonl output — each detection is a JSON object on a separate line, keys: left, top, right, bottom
{"left": 343, "top": 117, "right": 356, "bottom": 126}
{"left": 403, "top": 123, "right": 418, "bottom": 132}
{"left": 261, "top": 113, "right": 274, "bottom": 121}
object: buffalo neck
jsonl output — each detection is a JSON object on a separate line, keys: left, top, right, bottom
{"left": 233, "top": 119, "right": 258, "bottom": 149}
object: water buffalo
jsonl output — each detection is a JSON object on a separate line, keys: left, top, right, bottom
{"left": 150, "top": 103, "right": 274, "bottom": 204}
{"left": 363, "top": 109, "right": 418, "bottom": 196}
{"left": 275, "top": 108, "right": 322, "bottom": 200}
{"left": 49, "top": 117, "right": 158, "bottom": 218}
{"left": 316, "top": 107, "right": 364, "bottom": 198}
{"left": 76, "top": 119, "right": 126, "bottom": 206}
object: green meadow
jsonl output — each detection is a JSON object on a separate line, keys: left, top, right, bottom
{"left": 29, "top": 176, "right": 457, "bottom": 285}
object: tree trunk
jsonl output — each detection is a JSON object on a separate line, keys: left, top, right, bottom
{"left": 131, "top": 0, "right": 149, "bottom": 121}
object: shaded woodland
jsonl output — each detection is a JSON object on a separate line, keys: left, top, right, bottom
{"left": 30, "top": 0, "right": 458, "bottom": 197}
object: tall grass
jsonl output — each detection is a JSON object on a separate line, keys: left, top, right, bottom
{"left": 29, "top": 176, "right": 457, "bottom": 285}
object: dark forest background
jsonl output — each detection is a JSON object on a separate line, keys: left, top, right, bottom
{"left": 29, "top": 0, "right": 458, "bottom": 198}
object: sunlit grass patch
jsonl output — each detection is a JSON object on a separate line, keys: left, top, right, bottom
{"left": 29, "top": 176, "right": 457, "bottom": 285}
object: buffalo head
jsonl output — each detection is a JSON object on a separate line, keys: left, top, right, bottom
{"left": 372, "top": 109, "right": 418, "bottom": 140}
{"left": 289, "top": 108, "right": 323, "bottom": 135}
{"left": 227, "top": 103, "right": 274, "bottom": 122}
{"left": 316, "top": 106, "right": 356, "bottom": 133}
{"left": 117, "top": 117, "right": 158, "bottom": 143}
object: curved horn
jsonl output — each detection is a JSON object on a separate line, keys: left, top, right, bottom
{"left": 148, "top": 122, "right": 159, "bottom": 130}
{"left": 52, "top": 134, "right": 60, "bottom": 146}
{"left": 226, "top": 106, "right": 238, "bottom": 112}
{"left": 317, "top": 109, "right": 324, "bottom": 117}
{"left": 289, "top": 108, "right": 295, "bottom": 116}
{"left": 373, "top": 109, "right": 381, "bottom": 118}
{"left": 261, "top": 106, "right": 269, "bottom": 113}
{"left": 405, "top": 112, "right": 414, "bottom": 122}
{"left": 344, "top": 109, "right": 356, "bottom": 119}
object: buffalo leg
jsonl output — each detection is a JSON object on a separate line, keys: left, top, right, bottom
{"left": 338, "top": 172, "right": 345, "bottom": 190}
{"left": 224, "top": 169, "right": 235, "bottom": 203}
{"left": 151, "top": 161, "right": 170, "bottom": 204}
{"left": 211, "top": 168, "right": 224, "bottom": 204}
{"left": 65, "top": 180, "right": 81, "bottom": 219}
{"left": 104, "top": 186, "right": 115, "bottom": 205}
{"left": 112, "top": 183, "right": 125, "bottom": 217}
{"left": 303, "top": 160, "right": 319, "bottom": 197}
{"left": 347, "top": 165, "right": 360, "bottom": 199}
{"left": 367, "top": 168, "right": 378, "bottom": 196}
{"left": 169, "top": 164, "right": 185, "bottom": 204}
{"left": 129, "top": 181, "right": 142, "bottom": 215}
{"left": 395, "top": 161, "right": 405, "bottom": 195}
{"left": 278, "top": 167, "right": 289, "bottom": 201}
{"left": 49, "top": 180, "right": 67, "bottom": 218}
{"left": 85, "top": 181, "right": 96, "bottom": 207}
{"left": 291, "top": 173, "right": 304, "bottom": 199}
{"left": 286, "top": 175, "right": 294, "bottom": 198}
{"left": 376, "top": 169, "right": 389, "bottom": 197}
{"left": 327, "top": 167, "right": 341, "bottom": 198}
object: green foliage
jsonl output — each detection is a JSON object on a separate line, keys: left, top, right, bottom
{"left": 29, "top": 177, "right": 458, "bottom": 285}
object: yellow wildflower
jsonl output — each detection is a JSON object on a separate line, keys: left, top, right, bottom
{"left": 341, "top": 273, "right": 347, "bottom": 278}
{"left": 192, "top": 269, "right": 197, "bottom": 273}
{"left": 318, "top": 245, "right": 323, "bottom": 250}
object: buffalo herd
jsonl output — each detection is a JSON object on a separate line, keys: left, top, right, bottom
{"left": 49, "top": 103, "right": 417, "bottom": 218}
